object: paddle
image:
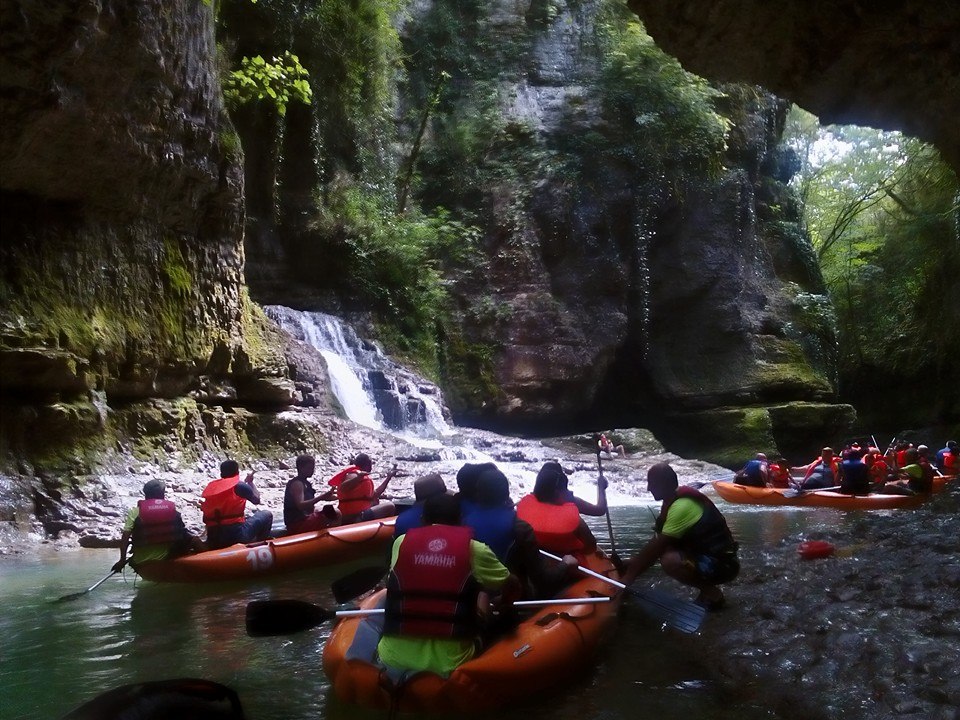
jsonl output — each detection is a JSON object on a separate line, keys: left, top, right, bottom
{"left": 54, "top": 561, "right": 127, "bottom": 603}
{"left": 782, "top": 484, "right": 843, "bottom": 498}
{"left": 246, "top": 596, "right": 613, "bottom": 636}
{"left": 594, "top": 443, "right": 625, "bottom": 573}
{"left": 539, "top": 550, "right": 706, "bottom": 633}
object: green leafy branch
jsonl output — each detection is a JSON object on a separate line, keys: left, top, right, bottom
{"left": 223, "top": 51, "right": 312, "bottom": 116}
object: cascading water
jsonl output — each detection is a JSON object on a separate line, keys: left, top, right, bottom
{"left": 264, "top": 305, "right": 454, "bottom": 439}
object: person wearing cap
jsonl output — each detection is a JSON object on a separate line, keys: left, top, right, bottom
{"left": 327, "top": 452, "right": 399, "bottom": 524}
{"left": 620, "top": 463, "right": 739, "bottom": 611}
{"left": 936, "top": 441, "right": 958, "bottom": 474}
{"left": 113, "top": 480, "right": 204, "bottom": 571}
{"left": 283, "top": 455, "right": 340, "bottom": 534}
{"left": 378, "top": 493, "right": 513, "bottom": 676}
{"left": 516, "top": 462, "right": 598, "bottom": 560}
{"left": 393, "top": 472, "right": 451, "bottom": 538}
{"left": 201, "top": 460, "right": 274, "bottom": 549}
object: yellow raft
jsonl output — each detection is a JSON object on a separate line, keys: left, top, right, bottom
{"left": 134, "top": 517, "right": 396, "bottom": 583}
{"left": 322, "top": 549, "right": 622, "bottom": 714}
{"left": 711, "top": 477, "right": 953, "bottom": 510}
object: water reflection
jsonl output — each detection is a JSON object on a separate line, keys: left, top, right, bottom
{"left": 3, "top": 505, "right": 853, "bottom": 720}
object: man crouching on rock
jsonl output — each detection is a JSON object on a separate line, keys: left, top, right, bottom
{"left": 620, "top": 462, "right": 740, "bottom": 611}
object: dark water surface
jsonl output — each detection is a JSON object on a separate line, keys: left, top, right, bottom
{"left": 3, "top": 505, "right": 849, "bottom": 720}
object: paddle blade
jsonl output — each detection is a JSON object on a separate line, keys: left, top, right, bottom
{"left": 331, "top": 565, "right": 387, "bottom": 605}
{"left": 245, "top": 599, "right": 334, "bottom": 637}
{"left": 628, "top": 587, "right": 707, "bottom": 634}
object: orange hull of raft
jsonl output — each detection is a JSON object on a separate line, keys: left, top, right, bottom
{"left": 322, "top": 550, "right": 623, "bottom": 714}
{"left": 134, "top": 517, "right": 396, "bottom": 583}
{"left": 711, "top": 478, "right": 953, "bottom": 510}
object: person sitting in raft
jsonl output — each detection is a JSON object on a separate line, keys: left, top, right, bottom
{"left": 283, "top": 454, "right": 340, "bottom": 534}
{"left": 462, "top": 466, "right": 578, "bottom": 601}
{"left": 767, "top": 456, "right": 791, "bottom": 488}
{"left": 598, "top": 433, "right": 625, "bottom": 458}
{"left": 620, "top": 463, "right": 740, "bottom": 611}
{"left": 114, "top": 479, "right": 204, "bottom": 571}
{"left": 936, "top": 440, "right": 958, "bottom": 474}
{"left": 838, "top": 446, "right": 871, "bottom": 495}
{"left": 453, "top": 462, "right": 496, "bottom": 516}
{"left": 791, "top": 447, "right": 839, "bottom": 490}
{"left": 899, "top": 445, "right": 934, "bottom": 493}
{"left": 393, "top": 472, "right": 451, "bottom": 538}
{"left": 733, "top": 453, "right": 769, "bottom": 487}
{"left": 377, "top": 493, "right": 515, "bottom": 676}
{"left": 516, "top": 462, "right": 598, "bottom": 562}
{"left": 328, "top": 453, "right": 400, "bottom": 524}
{"left": 201, "top": 460, "right": 273, "bottom": 550}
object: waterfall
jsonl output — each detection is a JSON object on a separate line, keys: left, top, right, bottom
{"left": 264, "top": 306, "right": 454, "bottom": 439}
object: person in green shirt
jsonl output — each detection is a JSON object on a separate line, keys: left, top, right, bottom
{"left": 620, "top": 462, "right": 739, "bottom": 611}
{"left": 114, "top": 480, "right": 204, "bottom": 571}
{"left": 377, "top": 493, "right": 513, "bottom": 676}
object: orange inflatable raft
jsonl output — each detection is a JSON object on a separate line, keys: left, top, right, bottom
{"left": 711, "top": 481, "right": 941, "bottom": 510}
{"left": 135, "top": 517, "right": 396, "bottom": 583}
{"left": 322, "top": 549, "right": 622, "bottom": 714}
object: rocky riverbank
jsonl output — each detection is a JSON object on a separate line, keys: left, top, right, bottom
{"left": 1, "top": 421, "right": 956, "bottom": 720}
{"left": 696, "top": 482, "right": 960, "bottom": 720}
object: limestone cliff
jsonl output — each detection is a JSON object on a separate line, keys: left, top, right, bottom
{"left": 0, "top": 0, "right": 336, "bottom": 537}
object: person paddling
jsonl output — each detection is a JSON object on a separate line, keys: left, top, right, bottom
{"left": 114, "top": 480, "right": 204, "bottom": 571}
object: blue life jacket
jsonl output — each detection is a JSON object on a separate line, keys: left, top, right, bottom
{"left": 462, "top": 504, "right": 516, "bottom": 561}
{"left": 393, "top": 504, "right": 426, "bottom": 538}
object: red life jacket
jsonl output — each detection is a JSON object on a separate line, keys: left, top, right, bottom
{"left": 515, "top": 494, "right": 584, "bottom": 554}
{"left": 944, "top": 452, "right": 958, "bottom": 473}
{"left": 201, "top": 475, "right": 246, "bottom": 527}
{"left": 896, "top": 449, "right": 909, "bottom": 467}
{"left": 768, "top": 463, "right": 790, "bottom": 488}
{"left": 868, "top": 457, "right": 889, "bottom": 484}
{"left": 383, "top": 525, "right": 478, "bottom": 639}
{"left": 133, "top": 499, "right": 180, "bottom": 546}
{"left": 328, "top": 465, "right": 376, "bottom": 516}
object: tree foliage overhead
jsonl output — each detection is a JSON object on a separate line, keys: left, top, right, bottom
{"left": 784, "top": 107, "right": 960, "bottom": 423}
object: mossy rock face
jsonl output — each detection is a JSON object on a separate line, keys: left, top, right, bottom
{"left": 661, "top": 407, "right": 777, "bottom": 468}
{"left": 768, "top": 401, "right": 857, "bottom": 460}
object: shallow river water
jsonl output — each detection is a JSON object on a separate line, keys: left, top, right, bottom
{"left": 2, "top": 504, "right": 858, "bottom": 720}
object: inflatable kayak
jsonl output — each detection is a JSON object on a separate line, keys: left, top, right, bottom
{"left": 135, "top": 517, "right": 396, "bottom": 583}
{"left": 322, "top": 549, "right": 622, "bottom": 714}
{"left": 712, "top": 481, "right": 931, "bottom": 510}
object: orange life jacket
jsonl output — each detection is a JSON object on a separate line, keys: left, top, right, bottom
{"left": 201, "top": 475, "right": 246, "bottom": 527}
{"left": 768, "top": 463, "right": 790, "bottom": 488}
{"left": 328, "top": 465, "right": 376, "bottom": 516}
{"left": 516, "top": 494, "right": 584, "bottom": 554}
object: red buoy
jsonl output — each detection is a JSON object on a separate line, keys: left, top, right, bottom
{"left": 798, "top": 540, "right": 835, "bottom": 560}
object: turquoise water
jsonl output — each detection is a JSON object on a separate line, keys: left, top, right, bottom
{"left": 3, "top": 506, "right": 841, "bottom": 720}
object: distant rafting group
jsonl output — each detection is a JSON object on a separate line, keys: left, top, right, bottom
{"left": 733, "top": 439, "right": 958, "bottom": 496}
